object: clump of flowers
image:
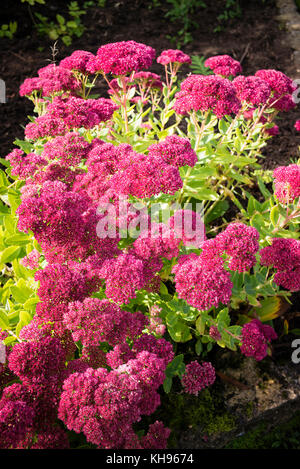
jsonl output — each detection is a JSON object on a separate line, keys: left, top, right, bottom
{"left": 58, "top": 351, "right": 169, "bottom": 449}
{"left": 240, "top": 319, "right": 277, "bottom": 361}
{"left": 181, "top": 361, "right": 216, "bottom": 395}
{"left": 255, "top": 69, "right": 296, "bottom": 111}
{"left": 218, "top": 223, "right": 260, "bottom": 272}
{"left": 87, "top": 40, "right": 156, "bottom": 75}
{"left": 60, "top": 50, "right": 96, "bottom": 73}
{"left": 233, "top": 75, "right": 271, "bottom": 106}
{"left": 172, "top": 253, "right": 233, "bottom": 310}
{"left": 147, "top": 135, "right": 198, "bottom": 168}
{"left": 157, "top": 49, "right": 191, "bottom": 66}
{"left": 173, "top": 74, "right": 241, "bottom": 118}
{"left": 260, "top": 238, "right": 300, "bottom": 291}
{"left": 204, "top": 55, "right": 242, "bottom": 77}
{"left": 273, "top": 164, "right": 300, "bottom": 204}
{"left": 64, "top": 298, "right": 147, "bottom": 347}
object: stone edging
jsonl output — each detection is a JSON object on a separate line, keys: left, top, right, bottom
{"left": 276, "top": 0, "right": 300, "bottom": 75}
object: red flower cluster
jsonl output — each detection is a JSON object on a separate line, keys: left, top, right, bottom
{"left": 181, "top": 361, "right": 216, "bottom": 395}
{"left": 204, "top": 54, "right": 242, "bottom": 77}
{"left": 173, "top": 74, "right": 241, "bottom": 118}
{"left": 87, "top": 40, "right": 156, "bottom": 75}
{"left": 240, "top": 319, "right": 277, "bottom": 361}
{"left": 260, "top": 238, "right": 300, "bottom": 291}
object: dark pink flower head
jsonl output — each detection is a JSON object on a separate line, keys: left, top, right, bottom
{"left": 255, "top": 69, "right": 296, "bottom": 111}
{"left": 273, "top": 164, "right": 300, "bottom": 204}
{"left": 141, "top": 421, "right": 171, "bottom": 449}
{"left": 172, "top": 253, "right": 232, "bottom": 310}
{"left": 109, "top": 148, "right": 183, "bottom": 198}
{"left": 181, "top": 361, "right": 216, "bottom": 396}
{"left": 157, "top": 49, "right": 191, "bottom": 65}
{"left": 133, "top": 71, "right": 163, "bottom": 90}
{"left": 148, "top": 135, "right": 197, "bottom": 168}
{"left": 168, "top": 209, "right": 206, "bottom": 248}
{"left": 42, "top": 131, "right": 90, "bottom": 167}
{"left": 204, "top": 55, "right": 242, "bottom": 77}
{"left": 60, "top": 50, "right": 96, "bottom": 73}
{"left": 295, "top": 120, "right": 300, "bottom": 131}
{"left": 132, "top": 334, "right": 174, "bottom": 367}
{"left": 64, "top": 297, "right": 147, "bottom": 346}
{"left": 47, "top": 96, "right": 119, "bottom": 128}
{"left": 6, "top": 149, "right": 47, "bottom": 179}
{"left": 274, "top": 94, "right": 296, "bottom": 112}
{"left": 217, "top": 222, "right": 260, "bottom": 272}
{"left": 98, "top": 252, "right": 147, "bottom": 304}
{"left": 240, "top": 319, "right": 277, "bottom": 361}
{"left": 233, "top": 75, "right": 271, "bottom": 106}
{"left": 8, "top": 336, "right": 66, "bottom": 385}
{"left": 34, "top": 262, "right": 97, "bottom": 311}
{"left": 19, "top": 77, "right": 43, "bottom": 97}
{"left": 25, "top": 96, "right": 118, "bottom": 139}
{"left": 133, "top": 221, "right": 181, "bottom": 263}
{"left": 260, "top": 238, "right": 300, "bottom": 291}
{"left": 87, "top": 41, "right": 156, "bottom": 75}
{"left": 58, "top": 350, "right": 168, "bottom": 448}
{"left": 37, "top": 63, "right": 81, "bottom": 96}
{"left": 0, "top": 399, "right": 35, "bottom": 449}
{"left": 174, "top": 74, "right": 241, "bottom": 118}
{"left": 25, "top": 114, "right": 67, "bottom": 140}
{"left": 255, "top": 69, "right": 296, "bottom": 98}
{"left": 16, "top": 180, "right": 89, "bottom": 249}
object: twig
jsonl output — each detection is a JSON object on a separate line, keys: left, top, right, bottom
{"left": 9, "top": 51, "right": 28, "bottom": 62}
{"left": 216, "top": 370, "right": 250, "bottom": 390}
{"left": 239, "top": 42, "right": 251, "bottom": 65}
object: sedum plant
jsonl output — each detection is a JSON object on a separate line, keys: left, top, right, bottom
{"left": 0, "top": 40, "right": 299, "bottom": 449}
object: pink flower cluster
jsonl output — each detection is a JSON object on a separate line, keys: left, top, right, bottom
{"left": 255, "top": 69, "right": 296, "bottom": 111}
{"left": 273, "top": 164, "right": 300, "bottom": 204}
{"left": 181, "top": 361, "right": 216, "bottom": 395}
{"left": 25, "top": 96, "right": 118, "bottom": 139}
{"left": 0, "top": 337, "right": 69, "bottom": 449}
{"left": 233, "top": 75, "right": 271, "bottom": 106}
{"left": 64, "top": 298, "right": 147, "bottom": 347}
{"left": 204, "top": 55, "right": 242, "bottom": 77}
{"left": 260, "top": 238, "right": 300, "bottom": 291}
{"left": 172, "top": 223, "right": 260, "bottom": 309}
{"left": 19, "top": 64, "right": 81, "bottom": 97}
{"left": 87, "top": 40, "right": 156, "bottom": 75}
{"left": 218, "top": 223, "right": 260, "bottom": 273}
{"left": 172, "top": 253, "right": 233, "bottom": 311}
{"left": 157, "top": 49, "right": 191, "bottom": 65}
{"left": 174, "top": 74, "right": 241, "bottom": 118}
{"left": 240, "top": 319, "right": 277, "bottom": 361}
{"left": 295, "top": 120, "right": 300, "bottom": 131}
{"left": 42, "top": 131, "right": 91, "bottom": 167}
{"left": 60, "top": 50, "right": 96, "bottom": 73}
{"left": 58, "top": 350, "right": 170, "bottom": 448}
{"left": 147, "top": 135, "right": 198, "bottom": 168}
